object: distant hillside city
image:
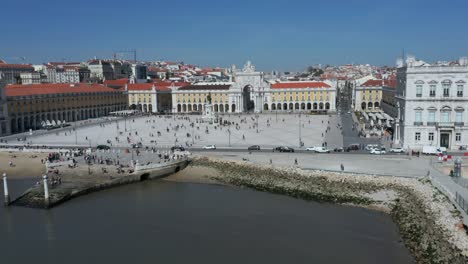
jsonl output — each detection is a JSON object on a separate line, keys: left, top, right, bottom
{"left": 0, "top": 55, "right": 467, "bottom": 151}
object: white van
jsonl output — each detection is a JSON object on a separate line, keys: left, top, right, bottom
{"left": 422, "top": 146, "right": 447, "bottom": 155}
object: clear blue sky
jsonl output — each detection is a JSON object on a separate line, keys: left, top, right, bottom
{"left": 2, "top": 0, "right": 468, "bottom": 71}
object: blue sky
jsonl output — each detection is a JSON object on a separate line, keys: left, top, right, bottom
{"left": 2, "top": 0, "right": 468, "bottom": 71}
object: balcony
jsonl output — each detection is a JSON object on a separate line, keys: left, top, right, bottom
{"left": 413, "top": 121, "right": 424, "bottom": 126}
{"left": 455, "top": 122, "right": 465, "bottom": 127}
{"left": 427, "top": 121, "right": 437, "bottom": 126}
{"left": 437, "top": 122, "right": 454, "bottom": 128}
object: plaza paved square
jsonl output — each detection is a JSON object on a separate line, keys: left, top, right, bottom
{"left": 27, "top": 114, "right": 342, "bottom": 149}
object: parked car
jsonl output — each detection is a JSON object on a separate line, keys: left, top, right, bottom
{"left": 203, "top": 145, "right": 216, "bottom": 150}
{"left": 314, "top": 147, "right": 331, "bottom": 153}
{"left": 346, "top": 143, "right": 360, "bottom": 151}
{"left": 306, "top": 146, "right": 319, "bottom": 152}
{"left": 389, "top": 147, "right": 405, "bottom": 153}
{"left": 248, "top": 145, "right": 261, "bottom": 151}
{"left": 273, "top": 146, "right": 295, "bottom": 152}
{"left": 171, "top": 146, "right": 185, "bottom": 152}
{"left": 333, "top": 147, "right": 344, "bottom": 152}
{"left": 96, "top": 145, "right": 110, "bottom": 150}
{"left": 370, "top": 148, "right": 386, "bottom": 155}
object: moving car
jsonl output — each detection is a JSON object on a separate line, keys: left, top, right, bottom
{"left": 389, "top": 147, "right": 405, "bottom": 153}
{"left": 96, "top": 145, "right": 110, "bottom": 150}
{"left": 314, "top": 147, "right": 331, "bottom": 153}
{"left": 202, "top": 145, "right": 216, "bottom": 150}
{"left": 333, "top": 147, "right": 344, "bottom": 152}
{"left": 365, "top": 144, "right": 379, "bottom": 151}
{"left": 370, "top": 148, "right": 386, "bottom": 155}
{"left": 273, "top": 146, "right": 295, "bottom": 152}
{"left": 248, "top": 145, "right": 261, "bottom": 151}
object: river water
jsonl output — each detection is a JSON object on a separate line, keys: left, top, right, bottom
{"left": 0, "top": 179, "right": 413, "bottom": 264}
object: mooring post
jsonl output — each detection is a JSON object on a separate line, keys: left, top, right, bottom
{"left": 43, "top": 174, "right": 50, "bottom": 207}
{"left": 3, "top": 173, "right": 10, "bottom": 206}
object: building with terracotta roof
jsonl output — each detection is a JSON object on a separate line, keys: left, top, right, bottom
{"left": 354, "top": 79, "right": 396, "bottom": 111}
{"left": 0, "top": 74, "right": 10, "bottom": 136}
{"left": 0, "top": 63, "right": 34, "bottom": 84}
{"left": 269, "top": 81, "right": 336, "bottom": 112}
{"left": 171, "top": 61, "right": 336, "bottom": 114}
{"left": 5, "top": 83, "right": 128, "bottom": 134}
{"left": 127, "top": 81, "right": 187, "bottom": 113}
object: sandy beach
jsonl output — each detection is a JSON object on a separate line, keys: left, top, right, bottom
{"left": 0, "top": 151, "right": 47, "bottom": 179}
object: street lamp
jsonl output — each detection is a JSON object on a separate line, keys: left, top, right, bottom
{"left": 255, "top": 114, "right": 259, "bottom": 133}
{"left": 299, "top": 113, "right": 302, "bottom": 148}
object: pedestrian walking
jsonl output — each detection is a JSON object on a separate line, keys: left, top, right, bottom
{"left": 340, "top": 164, "right": 344, "bottom": 171}
{"left": 294, "top": 158, "right": 298, "bottom": 165}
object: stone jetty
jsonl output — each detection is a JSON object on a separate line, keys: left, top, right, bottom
{"left": 11, "top": 158, "right": 191, "bottom": 209}
{"left": 192, "top": 156, "right": 468, "bottom": 264}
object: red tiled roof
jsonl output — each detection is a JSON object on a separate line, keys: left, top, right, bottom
{"left": 0, "top": 64, "right": 34, "bottom": 69}
{"left": 271, "top": 82, "right": 331, "bottom": 89}
{"left": 178, "top": 85, "right": 230, "bottom": 91}
{"left": 361, "top": 79, "right": 396, "bottom": 88}
{"left": 128, "top": 82, "right": 182, "bottom": 92}
{"left": 6, "top": 83, "right": 123, "bottom": 97}
{"left": 128, "top": 83, "right": 153, "bottom": 91}
{"left": 104, "top": 78, "right": 129, "bottom": 86}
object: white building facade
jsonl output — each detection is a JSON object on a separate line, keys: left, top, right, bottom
{"left": 0, "top": 74, "right": 11, "bottom": 136}
{"left": 395, "top": 56, "right": 468, "bottom": 150}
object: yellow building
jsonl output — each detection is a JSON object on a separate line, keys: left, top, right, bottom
{"left": 354, "top": 79, "right": 395, "bottom": 111}
{"left": 127, "top": 82, "right": 186, "bottom": 113}
{"left": 6, "top": 83, "right": 128, "bottom": 133}
{"left": 171, "top": 81, "right": 336, "bottom": 113}
{"left": 269, "top": 81, "right": 336, "bottom": 111}
{"left": 173, "top": 84, "right": 232, "bottom": 113}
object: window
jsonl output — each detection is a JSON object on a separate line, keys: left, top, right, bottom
{"left": 456, "top": 112, "right": 463, "bottom": 123}
{"left": 441, "top": 111, "right": 450, "bottom": 122}
{"left": 415, "top": 111, "right": 422, "bottom": 122}
{"left": 456, "top": 133, "right": 461, "bottom": 142}
{"left": 428, "top": 111, "right": 436, "bottom": 122}
{"left": 428, "top": 132, "right": 434, "bottom": 141}
{"left": 415, "top": 132, "right": 421, "bottom": 141}
{"left": 362, "top": 94, "right": 365, "bottom": 100}
{"left": 443, "top": 83, "right": 450, "bottom": 97}
{"left": 416, "top": 85, "right": 422, "bottom": 97}
{"left": 457, "top": 85, "right": 464, "bottom": 97}
{"left": 429, "top": 85, "right": 436, "bottom": 97}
